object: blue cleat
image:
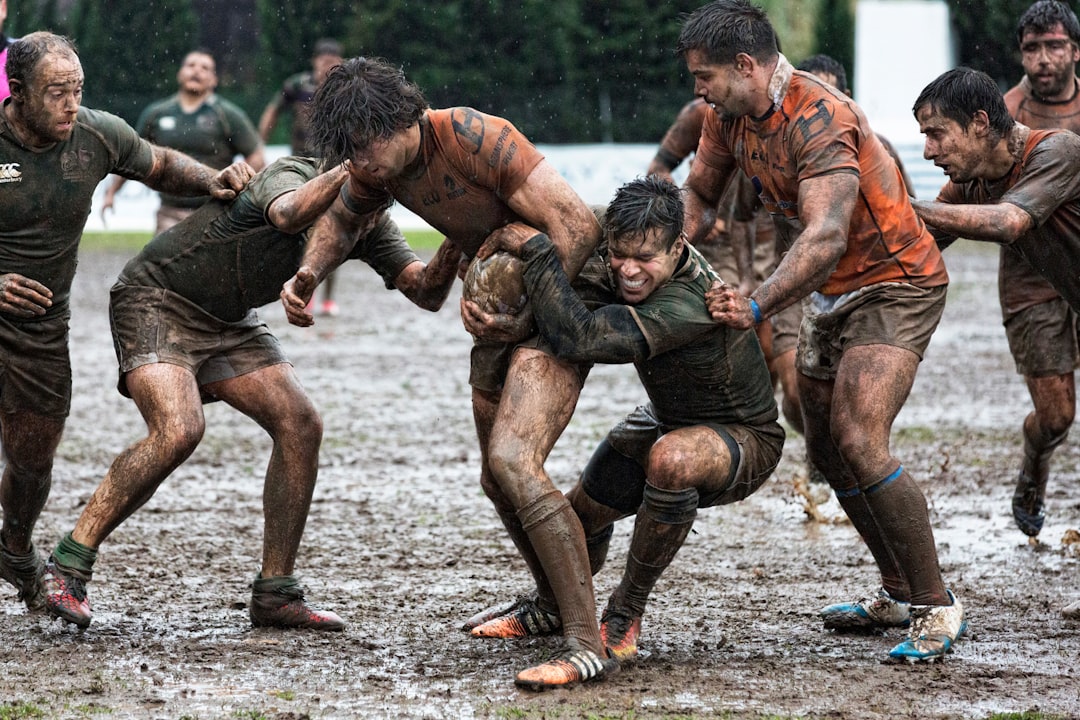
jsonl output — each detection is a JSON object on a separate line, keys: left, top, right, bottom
{"left": 888, "top": 590, "right": 966, "bottom": 663}
{"left": 820, "top": 587, "right": 911, "bottom": 631}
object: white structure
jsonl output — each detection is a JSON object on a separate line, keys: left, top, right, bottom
{"left": 855, "top": 0, "right": 955, "bottom": 199}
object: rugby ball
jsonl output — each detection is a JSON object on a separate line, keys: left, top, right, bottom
{"left": 462, "top": 252, "right": 528, "bottom": 315}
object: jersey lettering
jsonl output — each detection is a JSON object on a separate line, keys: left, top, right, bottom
{"left": 793, "top": 99, "right": 834, "bottom": 143}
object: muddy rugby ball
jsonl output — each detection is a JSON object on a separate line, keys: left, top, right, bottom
{"left": 462, "top": 252, "right": 528, "bottom": 315}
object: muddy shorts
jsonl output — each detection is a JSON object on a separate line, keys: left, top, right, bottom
{"left": 1003, "top": 297, "right": 1080, "bottom": 377}
{"left": 770, "top": 298, "right": 803, "bottom": 356}
{"left": 797, "top": 282, "right": 947, "bottom": 381}
{"left": 110, "top": 282, "right": 288, "bottom": 399}
{"left": 587, "top": 403, "right": 785, "bottom": 512}
{"left": 0, "top": 311, "right": 72, "bottom": 417}
{"left": 469, "top": 251, "right": 616, "bottom": 393}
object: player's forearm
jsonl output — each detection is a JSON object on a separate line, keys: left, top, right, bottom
{"left": 912, "top": 199, "right": 1030, "bottom": 244}
{"left": 522, "top": 236, "right": 648, "bottom": 364}
{"left": 269, "top": 166, "right": 349, "bottom": 233}
{"left": 752, "top": 224, "right": 844, "bottom": 319}
{"left": 300, "top": 205, "right": 365, "bottom": 283}
{"left": 684, "top": 186, "right": 720, "bottom": 246}
{"left": 402, "top": 237, "right": 463, "bottom": 311}
{"left": 142, "top": 146, "right": 220, "bottom": 196}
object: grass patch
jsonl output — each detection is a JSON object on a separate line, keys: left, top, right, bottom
{"left": 80, "top": 228, "right": 445, "bottom": 253}
{"left": 0, "top": 702, "right": 46, "bottom": 720}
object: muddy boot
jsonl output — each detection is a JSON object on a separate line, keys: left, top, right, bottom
{"left": 42, "top": 558, "right": 93, "bottom": 628}
{"left": 250, "top": 574, "right": 345, "bottom": 631}
{"left": 1012, "top": 470, "right": 1048, "bottom": 537}
{"left": 0, "top": 541, "right": 46, "bottom": 612}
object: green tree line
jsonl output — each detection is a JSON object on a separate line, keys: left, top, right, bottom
{"left": 11, "top": 0, "right": 1053, "bottom": 144}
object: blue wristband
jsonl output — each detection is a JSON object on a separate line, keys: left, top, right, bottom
{"left": 749, "top": 298, "right": 763, "bottom": 324}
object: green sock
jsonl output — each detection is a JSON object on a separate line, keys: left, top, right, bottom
{"left": 52, "top": 532, "right": 98, "bottom": 579}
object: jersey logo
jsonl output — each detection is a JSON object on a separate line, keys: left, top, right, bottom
{"left": 61, "top": 149, "right": 94, "bottom": 180}
{"left": 0, "top": 162, "right": 21, "bottom": 183}
{"left": 444, "top": 174, "right": 466, "bottom": 200}
{"left": 159, "top": 116, "right": 177, "bottom": 131}
{"left": 451, "top": 108, "right": 485, "bottom": 155}
{"left": 794, "top": 99, "right": 835, "bottom": 143}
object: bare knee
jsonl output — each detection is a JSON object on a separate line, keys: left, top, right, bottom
{"left": 645, "top": 436, "right": 702, "bottom": 491}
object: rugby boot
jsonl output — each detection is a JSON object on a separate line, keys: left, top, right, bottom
{"left": 819, "top": 586, "right": 910, "bottom": 631}
{"left": 42, "top": 559, "right": 93, "bottom": 628}
{"left": 470, "top": 594, "right": 561, "bottom": 639}
{"left": 1011, "top": 470, "right": 1047, "bottom": 537}
{"left": 888, "top": 590, "right": 966, "bottom": 663}
{"left": 599, "top": 602, "right": 642, "bottom": 662}
{"left": 514, "top": 638, "right": 619, "bottom": 690}
{"left": 461, "top": 593, "right": 537, "bottom": 631}
{"left": 250, "top": 575, "right": 345, "bottom": 631}
{"left": 0, "top": 541, "right": 46, "bottom": 612}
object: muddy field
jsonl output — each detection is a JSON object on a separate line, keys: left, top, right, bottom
{"left": 2, "top": 240, "right": 1078, "bottom": 720}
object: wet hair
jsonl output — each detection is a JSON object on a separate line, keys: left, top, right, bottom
{"left": 603, "top": 176, "right": 685, "bottom": 250}
{"left": 1016, "top": 0, "right": 1080, "bottom": 46}
{"left": 676, "top": 0, "right": 778, "bottom": 65}
{"left": 307, "top": 56, "right": 428, "bottom": 167}
{"left": 313, "top": 38, "right": 343, "bottom": 58}
{"left": 5, "top": 31, "right": 77, "bottom": 90}
{"left": 797, "top": 53, "right": 848, "bottom": 93}
{"left": 912, "top": 67, "right": 1015, "bottom": 138}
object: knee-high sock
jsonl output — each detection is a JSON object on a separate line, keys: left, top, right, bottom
{"left": 834, "top": 488, "right": 909, "bottom": 601}
{"left": 861, "top": 465, "right": 946, "bottom": 606}
{"left": 1020, "top": 420, "right": 1067, "bottom": 490}
{"left": 587, "top": 524, "right": 614, "bottom": 576}
{"left": 614, "top": 484, "right": 698, "bottom": 616}
{"left": 517, "top": 490, "right": 600, "bottom": 647}
{"left": 493, "top": 504, "right": 557, "bottom": 613}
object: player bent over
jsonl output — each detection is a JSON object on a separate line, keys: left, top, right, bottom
{"left": 42, "top": 156, "right": 462, "bottom": 629}
{"left": 462, "top": 176, "right": 783, "bottom": 663}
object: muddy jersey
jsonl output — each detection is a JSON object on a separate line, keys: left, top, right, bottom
{"left": 936, "top": 125, "right": 1080, "bottom": 315}
{"left": 689, "top": 56, "right": 948, "bottom": 295}
{"left": 119, "top": 156, "right": 418, "bottom": 322}
{"left": 0, "top": 104, "right": 155, "bottom": 320}
{"left": 999, "top": 77, "right": 1080, "bottom": 318}
{"left": 340, "top": 108, "right": 544, "bottom": 257}
{"left": 135, "top": 94, "right": 261, "bottom": 209}
{"left": 267, "top": 71, "right": 319, "bottom": 155}
{"left": 521, "top": 235, "right": 777, "bottom": 428}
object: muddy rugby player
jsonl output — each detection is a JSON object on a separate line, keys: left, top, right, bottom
{"left": 679, "top": 1, "right": 966, "bottom": 661}
{"left": 279, "top": 57, "right": 619, "bottom": 689}
{"left": 0, "top": 32, "right": 251, "bottom": 613}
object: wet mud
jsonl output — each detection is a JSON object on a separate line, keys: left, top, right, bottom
{"left": 2, "top": 240, "right": 1078, "bottom": 719}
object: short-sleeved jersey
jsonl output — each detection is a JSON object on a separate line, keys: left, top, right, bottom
{"left": 936, "top": 124, "right": 1080, "bottom": 315}
{"left": 119, "top": 156, "right": 418, "bottom": 322}
{"left": 522, "top": 236, "right": 777, "bottom": 428}
{"left": 135, "top": 94, "right": 261, "bottom": 209}
{"left": 689, "top": 56, "right": 948, "bottom": 295}
{"left": 341, "top": 108, "right": 545, "bottom": 257}
{"left": 0, "top": 104, "right": 155, "bottom": 319}
{"left": 267, "top": 71, "right": 318, "bottom": 155}
{"left": 999, "top": 77, "right": 1080, "bottom": 318}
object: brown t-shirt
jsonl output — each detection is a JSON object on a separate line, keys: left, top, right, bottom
{"left": 999, "top": 77, "right": 1080, "bottom": 318}
{"left": 936, "top": 124, "right": 1080, "bottom": 316}
{"left": 341, "top": 108, "right": 544, "bottom": 257}
{"left": 688, "top": 59, "right": 948, "bottom": 296}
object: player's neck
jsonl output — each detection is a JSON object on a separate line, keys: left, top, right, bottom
{"left": 1032, "top": 75, "right": 1078, "bottom": 104}
{"left": 177, "top": 89, "right": 212, "bottom": 112}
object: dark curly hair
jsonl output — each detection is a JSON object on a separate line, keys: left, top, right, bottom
{"left": 604, "top": 176, "right": 685, "bottom": 250}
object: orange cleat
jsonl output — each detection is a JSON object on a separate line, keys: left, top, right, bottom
{"left": 600, "top": 605, "right": 642, "bottom": 662}
{"left": 514, "top": 641, "right": 618, "bottom": 690}
{"left": 470, "top": 595, "right": 561, "bottom": 638}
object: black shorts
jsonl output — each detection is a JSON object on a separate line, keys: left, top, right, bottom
{"left": 0, "top": 310, "right": 72, "bottom": 417}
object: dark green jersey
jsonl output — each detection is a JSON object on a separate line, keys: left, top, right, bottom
{"left": 0, "top": 104, "right": 155, "bottom": 319}
{"left": 522, "top": 235, "right": 777, "bottom": 428}
{"left": 119, "top": 156, "right": 420, "bottom": 322}
{"left": 135, "top": 94, "right": 261, "bottom": 208}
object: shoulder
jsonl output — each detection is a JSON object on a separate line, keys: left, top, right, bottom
{"left": 76, "top": 106, "right": 138, "bottom": 135}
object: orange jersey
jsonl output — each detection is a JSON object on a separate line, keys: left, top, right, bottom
{"left": 689, "top": 64, "right": 948, "bottom": 295}
{"left": 999, "top": 76, "right": 1080, "bottom": 317}
{"left": 342, "top": 108, "right": 545, "bottom": 256}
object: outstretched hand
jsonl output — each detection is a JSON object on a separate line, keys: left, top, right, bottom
{"left": 208, "top": 161, "right": 256, "bottom": 201}
{"left": 705, "top": 280, "right": 756, "bottom": 329}
{"left": 281, "top": 266, "right": 318, "bottom": 327}
{"left": 476, "top": 222, "right": 541, "bottom": 260}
